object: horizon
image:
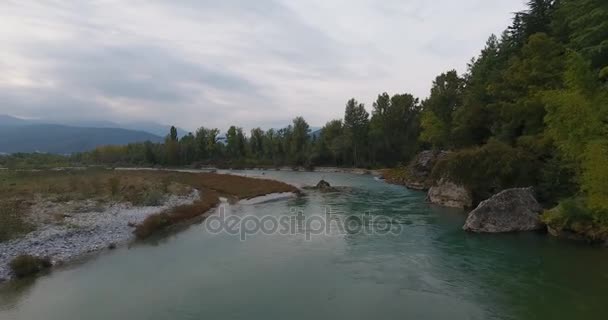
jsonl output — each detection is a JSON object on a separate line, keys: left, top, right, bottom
{"left": 1, "top": 0, "right": 526, "bottom": 132}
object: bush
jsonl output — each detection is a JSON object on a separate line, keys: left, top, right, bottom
{"left": 108, "top": 177, "right": 120, "bottom": 196}
{"left": 0, "top": 200, "right": 34, "bottom": 242}
{"left": 431, "top": 140, "right": 538, "bottom": 204}
{"left": 10, "top": 255, "right": 52, "bottom": 278}
{"left": 134, "top": 189, "right": 220, "bottom": 239}
{"left": 139, "top": 189, "right": 166, "bottom": 206}
{"left": 542, "top": 198, "right": 608, "bottom": 241}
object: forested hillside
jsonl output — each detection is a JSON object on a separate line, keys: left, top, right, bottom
{"left": 71, "top": 0, "right": 607, "bottom": 238}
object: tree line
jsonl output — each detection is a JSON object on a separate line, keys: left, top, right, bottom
{"left": 78, "top": 94, "right": 422, "bottom": 169}
{"left": 78, "top": 0, "right": 607, "bottom": 231}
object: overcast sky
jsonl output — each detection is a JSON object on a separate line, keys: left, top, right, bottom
{"left": 1, "top": 0, "right": 527, "bottom": 131}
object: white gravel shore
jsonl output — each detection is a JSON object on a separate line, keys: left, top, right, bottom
{"left": 0, "top": 190, "right": 199, "bottom": 282}
{"left": 238, "top": 192, "right": 297, "bottom": 205}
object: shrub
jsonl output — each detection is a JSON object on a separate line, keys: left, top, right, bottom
{"left": 134, "top": 189, "right": 220, "bottom": 239}
{"left": 108, "top": 177, "right": 120, "bottom": 196}
{"left": 542, "top": 198, "right": 608, "bottom": 241}
{"left": 0, "top": 200, "right": 34, "bottom": 242}
{"left": 10, "top": 255, "right": 52, "bottom": 278}
{"left": 138, "top": 189, "right": 166, "bottom": 206}
{"left": 432, "top": 139, "right": 538, "bottom": 204}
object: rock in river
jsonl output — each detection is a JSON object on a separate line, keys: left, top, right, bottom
{"left": 315, "top": 180, "right": 333, "bottom": 191}
{"left": 427, "top": 178, "right": 472, "bottom": 209}
{"left": 463, "top": 187, "right": 543, "bottom": 233}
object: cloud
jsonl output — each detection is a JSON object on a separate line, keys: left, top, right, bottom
{"left": 0, "top": 0, "right": 527, "bottom": 131}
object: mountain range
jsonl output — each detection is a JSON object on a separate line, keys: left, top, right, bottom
{"left": 0, "top": 115, "right": 184, "bottom": 154}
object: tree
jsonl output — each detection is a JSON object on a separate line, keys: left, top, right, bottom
{"left": 344, "top": 98, "right": 369, "bottom": 167}
{"left": 491, "top": 33, "right": 565, "bottom": 142}
{"left": 370, "top": 92, "right": 420, "bottom": 165}
{"left": 554, "top": 0, "right": 608, "bottom": 69}
{"left": 542, "top": 51, "right": 608, "bottom": 211}
{"left": 165, "top": 126, "right": 180, "bottom": 165}
{"left": 226, "top": 126, "right": 246, "bottom": 159}
{"left": 169, "top": 126, "right": 178, "bottom": 142}
{"left": 250, "top": 128, "right": 265, "bottom": 159}
{"left": 317, "top": 119, "right": 345, "bottom": 166}
{"left": 290, "top": 116, "right": 310, "bottom": 165}
{"left": 452, "top": 35, "right": 503, "bottom": 147}
{"left": 420, "top": 70, "right": 464, "bottom": 149}
{"left": 179, "top": 133, "right": 196, "bottom": 165}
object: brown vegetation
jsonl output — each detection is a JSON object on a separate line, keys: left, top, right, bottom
{"left": 133, "top": 171, "right": 298, "bottom": 239}
{"left": 9, "top": 255, "right": 52, "bottom": 278}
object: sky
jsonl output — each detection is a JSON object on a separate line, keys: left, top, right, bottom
{"left": 0, "top": 0, "right": 527, "bottom": 132}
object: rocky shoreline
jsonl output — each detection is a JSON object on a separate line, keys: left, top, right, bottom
{"left": 0, "top": 190, "right": 200, "bottom": 282}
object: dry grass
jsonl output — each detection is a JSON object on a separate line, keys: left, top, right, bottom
{"left": 380, "top": 167, "right": 411, "bottom": 185}
{"left": 134, "top": 189, "right": 220, "bottom": 239}
{"left": 170, "top": 172, "right": 299, "bottom": 199}
{"left": 133, "top": 171, "right": 299, "bottom": 239}
{"left": 0, "top": 200, "right": 34, "bottom": 242}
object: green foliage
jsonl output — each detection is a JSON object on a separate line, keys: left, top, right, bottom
{"left": 492, "top": 33, "right": 565, "bottom": 142}
{"left": 369, "top": 93, "right": 420, "bottom": 165}
{"left": 432, "top": 140, "right": 538, "bottom": 203}
{"left": 581, "top": 141, "right": 608, "bottom": 211}
{"left": 0, "top": 153, "right": 71, "bottom": 169}
{"left": 543, "top": 198, "right": 608, "bottom": 241}
{"left": 344, "top": 98, "right": 370, "bottom": 167}
{"left": 419, "top": 111, "right": 448, "bottom": 149}
{"left": 9, "top": 255, "right": 52, "bottom": 278}
{"left": 555, "top": 0, "right": 608, "bottom": 69}
{"left": 420, "top": 70, "right": 464, "bottom": 149}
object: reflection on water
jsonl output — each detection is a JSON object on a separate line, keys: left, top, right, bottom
{"left": 1, "top": 170, "right": 608, "bottom": 320}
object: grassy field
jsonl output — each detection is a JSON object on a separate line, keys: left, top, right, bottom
{"left": 0, "top": 169, "right": 298, "bottom": 242}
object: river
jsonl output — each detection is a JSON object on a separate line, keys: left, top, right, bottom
{"left": 1, "top": 171, "right": 607, "bottom": 319}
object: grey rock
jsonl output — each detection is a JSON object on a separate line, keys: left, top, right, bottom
{"left": 316, "top": 179, "right": 330, "bottom": 188}
{"left": 427, "top": 178, "right": 472, "bottom": 209}
{"left": 402, "top": 150, "right": 450, "bottom": 191}
{"left": 463, "top": 187, "right": 543, "bottom": 233}
{"left": 315, "top": 180, "right": 334, "bottom": 191}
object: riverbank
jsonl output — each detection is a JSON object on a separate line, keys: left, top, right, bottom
{"left": 0, "top": 190, "right": 200, "bottom": 282}
{"left": 0, "top": 168, "right": 299, "bottom": 282}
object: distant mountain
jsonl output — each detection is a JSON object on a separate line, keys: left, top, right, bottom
{"left": 59, "top": 120, "right": 189, "bottom": 138}
{"left": 0, "top": 115, "right": 29, "bottom": 126}
{"left": 0, "top": 124, "right": 162, "bottom": 154}
{"left": 0, "top": 115, "right": 189, "bottom": 138}
{"left": 120, "top": 121, "right": 190, "bottom": 138}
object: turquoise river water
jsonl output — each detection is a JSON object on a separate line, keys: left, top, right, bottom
{"left": 1, "top": 171, "right": 607, "bottom": 319}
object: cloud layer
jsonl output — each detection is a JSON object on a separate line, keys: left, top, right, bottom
{"left": 0, "top": 0, "right": 526, "bottom": 131}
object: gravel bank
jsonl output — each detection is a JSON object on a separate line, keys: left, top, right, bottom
{"left": 238, "top": 192, "right": 297, "bottom": 205}
{"left": 0, "top": 190, "right": 199, "bottom": 282}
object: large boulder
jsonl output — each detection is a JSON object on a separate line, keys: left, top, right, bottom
{"left": 427, "top": 178, "right": 472, "bottom": 209}
{"left": 314, "top": 180, "right": 337, "bottom": 192}
{"left": 463, "top": 187, "right": 543, "bottom": 233}
{"left": 316, "top": 180, "right": 331, "bottom": 189}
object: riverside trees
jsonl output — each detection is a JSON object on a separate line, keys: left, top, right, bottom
{"left": 81, "top": 0, "right": 607, "bottom": 234}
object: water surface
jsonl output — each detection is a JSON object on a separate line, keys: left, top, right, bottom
{"left": 1, "top": 171, "right": 607, "bottom": 320}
